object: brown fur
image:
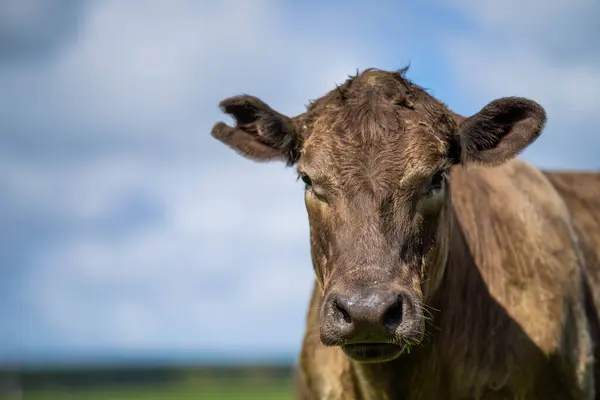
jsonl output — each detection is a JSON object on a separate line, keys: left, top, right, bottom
{"left": 545, "top": 171, "right": 600, "bottom": 396}
{"left": 212, "top": 68, "right": 596, "bottom": 399}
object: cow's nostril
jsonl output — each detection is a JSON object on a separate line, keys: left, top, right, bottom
{"left": 382, "top": 296, "right": 404, "bottom": 330}
{"left": 334, "top": 299, "right": 352, "bottom": 324}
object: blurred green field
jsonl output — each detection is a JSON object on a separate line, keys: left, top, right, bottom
{"left": 22, "top": 381, "right": 293, "bottom": 400}
{"left": 3, "top": 365, "right": 295, "bottom": 400}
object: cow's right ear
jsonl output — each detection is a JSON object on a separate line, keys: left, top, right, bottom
{"left": 452, "top": 97, "right": 546, "bottom": 166}
{"left": 211, "top": 95, "right": 303, "bottom": 166}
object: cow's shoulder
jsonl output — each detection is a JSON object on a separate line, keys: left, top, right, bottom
{"left": 449, "top": 158, "right": 584, "bottom": 352}
{"left": 441, "top": 159, "right": 593, "bottom": 396}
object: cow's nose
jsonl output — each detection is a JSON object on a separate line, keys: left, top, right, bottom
{"left": 323, "top": 290, "right": 413, "bottom": 343}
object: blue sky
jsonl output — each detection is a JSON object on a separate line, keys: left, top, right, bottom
{"left": 1, "top": 0, "right": 599, "bottom": 366}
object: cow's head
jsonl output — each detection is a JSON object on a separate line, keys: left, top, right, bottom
{"left": 212, "top": 68, "right": 546, "bottom": 363}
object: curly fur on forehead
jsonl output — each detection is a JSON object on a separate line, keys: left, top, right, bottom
{"left": 306, "top": 66, "right": 414, "bottom": 113}
{"left": 302, "top": 66, "right": 457, "bottom": 143}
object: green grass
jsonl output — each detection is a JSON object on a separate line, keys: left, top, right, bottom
{"left": 21, "top": 381, "right": 293, "bottom": 400}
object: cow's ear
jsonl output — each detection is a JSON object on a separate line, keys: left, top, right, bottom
{"left": 211, "top": 95, "right": 303, "bottom": 166}
{"left": 453, "top": 97, "right": 546, "bottom": 165}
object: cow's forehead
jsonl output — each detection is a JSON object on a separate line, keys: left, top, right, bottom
{"left": 300, "top": 108, "right": 448, "bottom": 196}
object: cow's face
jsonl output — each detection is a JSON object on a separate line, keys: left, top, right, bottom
{"left": 212, "top": 68, "right": 546, "bottom": 363}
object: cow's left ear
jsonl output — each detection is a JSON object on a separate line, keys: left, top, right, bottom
{"left": 211, "top": 95, "right": 304, "bottom": 166}
{"left": 453, "top": 97, "right": 547, "bottom": 165}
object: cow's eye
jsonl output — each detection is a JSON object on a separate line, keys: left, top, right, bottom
{"left": 426, "top": 171, "right": 446, "bottom": 194}
{"left": 299, "top": 172, "right": 329, "bottom": 203}
{"left": 300, "top": 173, "right": 312, "bottom": 190}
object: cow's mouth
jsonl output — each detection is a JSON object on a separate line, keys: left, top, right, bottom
{"left": 341, "top": 343, "right": 404, "bottom": 363}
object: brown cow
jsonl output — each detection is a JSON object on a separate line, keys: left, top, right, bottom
{"left": 211, "top": 68, "right": 596, "bottom": 399}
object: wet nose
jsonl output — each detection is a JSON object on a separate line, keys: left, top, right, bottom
{"left": 323, "top": 290, "right": 413, "bottom": 343}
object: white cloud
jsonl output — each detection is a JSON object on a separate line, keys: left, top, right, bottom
{"left": 4, "top": 0, "right": 369, "bottom": 357}
{"left": 447, "top": 42, "right": 600, "bottom": 119}
{"left": 449, "top": 0, "right": 578, "bottom": 28}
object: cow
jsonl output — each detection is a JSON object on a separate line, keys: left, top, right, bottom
{"left": 211, "top": 67, "right": 596, "bottom": 399}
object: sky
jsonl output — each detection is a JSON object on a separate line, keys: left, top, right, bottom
{"left": 0, "top": 0, "right": 599, "bottom": 366}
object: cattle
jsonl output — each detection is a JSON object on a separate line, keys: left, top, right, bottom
{"left": 211, "top": 67, "right": 597, "bottom": 399}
